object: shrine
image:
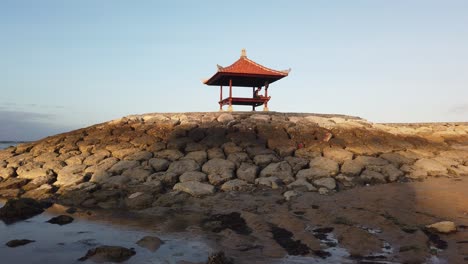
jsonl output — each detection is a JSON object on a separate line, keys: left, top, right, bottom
{"left": 203, "top": 49, "right": 290, "bottom": 111}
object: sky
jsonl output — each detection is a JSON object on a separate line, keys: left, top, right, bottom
{"left": 1, "top": 0, "right": 467, "bottom": 141}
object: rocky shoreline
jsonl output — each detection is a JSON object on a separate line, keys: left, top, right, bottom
{"left": 0, "top": 112, "right": 467, "bottom": 263}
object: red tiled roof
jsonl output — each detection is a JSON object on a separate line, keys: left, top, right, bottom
{"left": 203, "top": 50, "right": 290, "bottom": 87}
{"left": 218, "top": 56, "right": 290, "bottom": 76}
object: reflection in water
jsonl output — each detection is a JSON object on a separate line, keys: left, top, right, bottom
{"left": 0, "top": 202, "right": 212, "bottom": 264}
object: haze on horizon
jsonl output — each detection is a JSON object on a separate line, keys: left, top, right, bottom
{"left": 1, "top": 0, "right": 467, "bottom": 141}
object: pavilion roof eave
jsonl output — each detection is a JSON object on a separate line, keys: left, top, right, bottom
{"left": 204, "top": 72, "right": 287, "bottom": 87}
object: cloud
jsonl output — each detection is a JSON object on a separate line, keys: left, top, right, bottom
{"left": 0, "top": 110, "right": 74, "bottom": 141}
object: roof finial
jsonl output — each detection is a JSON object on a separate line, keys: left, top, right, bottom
{"left": 241, "top": 48, "right": 247, "bottom": 58}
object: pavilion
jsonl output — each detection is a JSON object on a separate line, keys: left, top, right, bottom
{"left": 203, "top": 49, "right": 290, "bottom": 111}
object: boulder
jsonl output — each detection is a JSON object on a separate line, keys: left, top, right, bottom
{"left": 88, "top": 157, "right": 119, "bottom": 173}
{"left": 222, "top": 142, "right": 243, "bottom": 155}
{"left": 6, "top": 239, "right": 35, "bottom": 248}
{"left": 167, "top": 137, "right": 193, "bottom": 150}
{"left": 173, "top": 181, "right": 215, "bottom": 197}
{"left": 354, "top": 156, "right": 389, "bottom": 167}
{"left": 55, "top": 164, "right": 88, "bottom": 187}
{"left": 83, "top": 150, "right": 111, "bottom": 165}
{"left": 124, "top": 192, "right": 154, "bottom": 209}
{"left": 296, "top": 167, "right": 335, "bottom": 180}
{"left": 323, "top": 147, "right": 353, "bottom": 164}
{"left": 253, "top": 154, "right": 280, "bottom": 168}
{"left": 179, "top": 171, "right": 207, "bottom": 182}
{"left": 287, "top": 179, "right": 317, "bottom": 192}
{"left": 22, "top": 184, "right": 54, "bottom": 200}
{"left": 167, "top": 159, "right": 200, "bottom": 176}
{"left": 294, "top": 147, "right": 322, "bottom": 159}
{"left": 309, "top": 157, "right": 339, "bottom": 176}
{"left": 202, "top": 158, "right": 235, "bottom": 176}
{"left": 148, "top": 158, "right": 170, "bottom": 172}
{"left": 227, "top": 152, "right": 251, "bottom": 168}
{"left": 27, "top": 174, "right": 55, "bottom": 187}
{"left": 255, "top": 176, "right": 282, "bottom": 189}
{"left": 250, "top": 114, "right": 271, "bottom": 122}
{"left": 426, "top": 221, "right": 457, "bottom": 234}
{"left": 207, "top": 148, "right": 225, "bottom": 159}
{"left": 284, "top": 156, "right": 309, "bottom": 174}
{"left": 17, "top": 167, "right": 50, "bottom": 180}
{"left": 111, "top": 148, "right": 139, "bottom": 160}
{"left": 208, "top": 173, "right": 233, "bottom": 186}
{"left": 0, "top": 167, "right": 16, "bottom": 179}
{"left": 221, "top": 179, "right": 249, "bottom": 191}
{"left": 217, "top": 113, "right": 234, "bottom": 123}
{"left": 335, "top": 174, "right": 355, "bottom": 188}
{"left": 259, "top": 161, "right": 294, "bottom": 183}
{"left": 236, "top": 163, "right": 259, "bottom": 183}
{"left": 78, "top": 246, "right": 136, "bottom": 262}
{"left": 313, "top": 177, "right": 336, "bottom": 190}
{"left": 90, "top": 170, "right": 112, "bottom": 183}
{"left": 108, "top": 160, "right": 139, "bottom": 174}
{"left": 147, "top": 172, "right": 179, "bottom": 186}
{"left": 341, "top": 160, "right": 365, "bottom": 176}
{"left": 283, "top": 190, "right": 300, "bottom": 201}
{"left": 380, "top": 152, "right": 415, "bottom": 166}
{"left": 412, "top": 158, "right": 448, "bottom": 176}
{"left": 136, "top": 236, "right": 164, "bottom": 252}
{"left": 182, "top": 150, "right": 208, "bottom": 165}
{"left": 122, "top": 167, "right": 152, "bottom": 183}
{"left": 154, "top": 149, "right": 184, "bottom": 161}
{"left": 47, "top": 215, "right": 74, "bottom": 225}
{"left": 360, "top": 169, "right": 387, "bottom": 184}
{"left": 246, "top": 146, "right": 276, "bottom": 157}
{"left": 124, "top": 151, "right": 153, "bottom": 161}
{"left": 102, "top": 175, "right": 130, "bottom": 188}
{"left": 381, "top": 164, "right": 404, "bottom": 182}
{"left": 0, "top": 198, "right": 44, "bottom": 223}
{"left": 185, "top": 142, "right": 207, "bottom": 152}
{"left": 0, "top": 178, "right": 29, "bottom": 190}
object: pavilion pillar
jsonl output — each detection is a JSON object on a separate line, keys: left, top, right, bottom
{"left": 263, "top": 81, "right": 270, "bottom": 112}
{"left": 252, "top": 87, "right": 255, "bottom": 111}
{"left": 219, "top": 85, "right": 223, "bottom": 111}
{"left": 228, "top": 79, "right": 233, "bottom": 112}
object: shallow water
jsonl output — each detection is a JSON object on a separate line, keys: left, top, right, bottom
{"left": 0, "top": 142, "right": 16, "bottom": 150}
{"left": 0, "top": 202, "right": 212, "bottom": 264}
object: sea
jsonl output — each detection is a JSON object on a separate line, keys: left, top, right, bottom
{"left": 0, "top": 141, "right": 22, "bottom": 150}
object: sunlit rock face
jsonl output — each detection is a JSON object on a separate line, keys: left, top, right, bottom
{"left": 0, "top": 111, "right": 466, "bottom": 207}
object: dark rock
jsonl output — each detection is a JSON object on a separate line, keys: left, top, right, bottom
{"left": 202, "top": 212, "right": 251, "bottom": 235}
{"left": 78, "top": 246, "right": 136, "bottom": 262}
{"left": 47, "top": 215, "right": 74, "bottom": 225}
{"left": 422, "top": 228, "right": 448, "bottom": 250}
{"left": 313, "top": 227, "right": 334, "bottom": 233}
{"left": 0, "top": 198, "right": 44, "bottom": 224}
{"left": 313, "top": 250, "right": 331, "bottom": 259}
{"left": 66, "top": 207, "right": 77, "bottom": 214}
{"left": 0, "top": 178, "right": 29, "bottom": 190}
{"left": 206, "top": 251, "right": 233, "bottom": 264}
{"left": 136, "top": 236, "right": 164, "bottom": 252}
{"left": 271, "top": 225, "right": 310, "bottom": 255}
{"left": 6, "top": 239, "right": 35, "bottom": 247}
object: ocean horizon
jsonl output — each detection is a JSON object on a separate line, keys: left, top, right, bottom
{"left": 0, "top": 141, "right": 25, "bottom": 150}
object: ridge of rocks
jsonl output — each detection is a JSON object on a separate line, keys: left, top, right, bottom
{"left": 0, "top": 111, "right": 467, "bottom": 210}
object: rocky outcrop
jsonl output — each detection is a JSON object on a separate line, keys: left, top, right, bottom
{"left": 136, "top": 236, "right": 163, "bottom": 252}
{"left": 47, "top": 215, "right": 74, "bottom": 225}
{"left": 0, "top": 198, "right": 45, "bottom": 223}
{"left": 0, "top": 112, "right": 466, "bottom": 210}
{"left": 78, "top": 246, "right": 136, "bottom": 262}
